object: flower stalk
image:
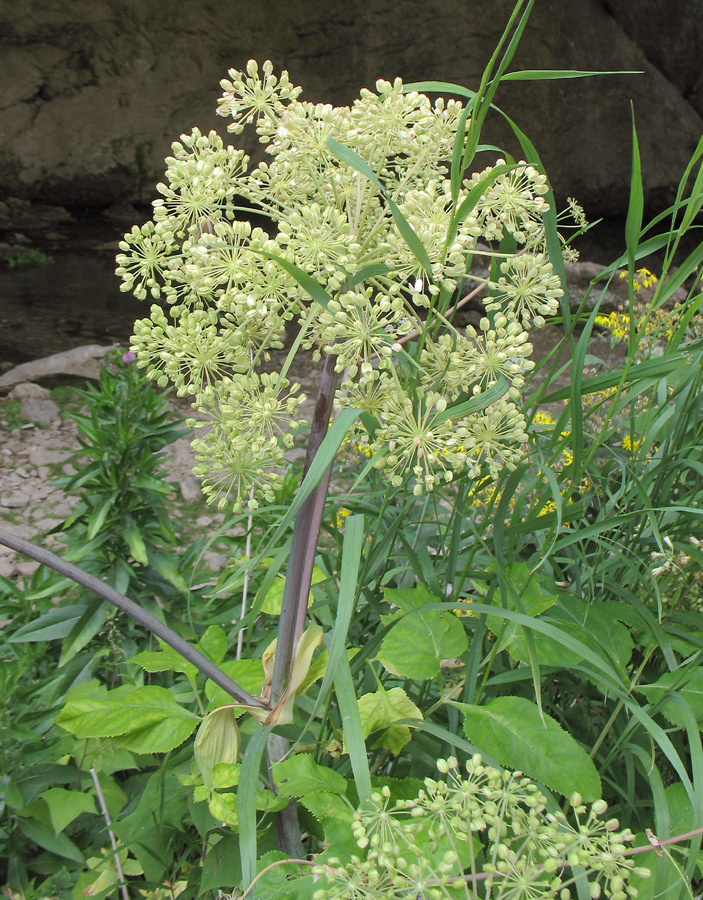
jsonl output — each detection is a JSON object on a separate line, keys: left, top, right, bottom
{"left": 266, "top": 351, "right": 338, "bottom": 858}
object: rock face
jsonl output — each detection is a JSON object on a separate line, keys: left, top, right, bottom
{"left": 0, "top": 0, "right": 701, "bottom": 220}
{"left": 600, "top": 0, "right": 703, "bottom": 120}
{"left": 0, "top": 345, "right": 111, "bottom": 393}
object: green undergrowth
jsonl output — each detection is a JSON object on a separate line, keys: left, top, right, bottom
{"left": 3, "top": 5, "right": 703, "bottom": 899}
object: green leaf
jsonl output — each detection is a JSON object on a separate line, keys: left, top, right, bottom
{"left": 39, "top": 787, "right": 96, "bottom": 834}
{"left": 501, "top": 68, "right": 641, "bottom": 81}
{"left": 379, "top": 584, "right": 468, "bottom": 680}
{"left": 334, "top": 651, "right": 372, "bottom": 805}
{"left": 239, "top": 728, "right": 272, "bottom": 896}
{"left": 625, "top": 109, "right": 643, "bottom": 265}
{"left": 129, "top": 644, "right": 198, "bottom": 681}
{"left": 308, "top": 515, "right": 365, "bottom": 721}
{"left": 121, "top": 519, "right": 148, "bottom": 566}
{"left": 638, "top": 669, "right": 703, "bottom": 727}
{"left": 299, "top": 790, "right": 353, "bottom": 824}
{"left": 194, "top": 707, "right": 241, "bottom": 788}
{"left": 506, "top": 595, "right": 633, "bottom": 678}
{"left": 58, "top": 684, "right": 199, "bottom": 754}
{"left": 17, "top": 819, "right": 84, "bottom": 863}
{"left": 211, "top": 762, "right": 241, "bottom": 790}
{"left": 456, "top": 696, "right": 601, "bottom": 800}
{"left": 198, "top": 625, "right": 229, "bottom": 664}
{"left": 58, "top": 600, "right": 107, "bottom": 667}
{"left": 87, "top": 492, "right": 117, "bottom": 541}
{"left": 355, "top": 686, "right": 423, "bottom": 756}
{"left": 148, "top": 549, "right": 191, "bottom": 593}
{"left": 272, "top": 754, "right": 347, "bottom": 798}
{"left": 208, "top": 790, "right": 238, "bottom": 828}
{"left": 9, "top": 605, "right": 88, "bottom": 642}
{"left": 258, "top": 564, "right": 324, "bottom": 615}
{"left": 483, "top": 564, "right": 557, "bottom": 655}
{"left": 205, "top": 659, "right": 265, "bottom": 708}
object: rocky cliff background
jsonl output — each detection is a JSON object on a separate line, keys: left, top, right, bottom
{"left": 0, "top": 0, "right": 702, "bottom": 225}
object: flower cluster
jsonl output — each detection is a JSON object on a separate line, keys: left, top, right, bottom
{"left": 313, "top": 756, "right": 649, "bottom": 900}
{"left": 118, "top": 60, "right": 568, "bottom": 510}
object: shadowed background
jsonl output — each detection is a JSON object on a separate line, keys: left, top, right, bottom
{"left": 0, "top": 0, "right": 701, "bottom": 361}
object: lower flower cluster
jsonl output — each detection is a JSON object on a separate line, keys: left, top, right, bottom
{"left": 313, "top": 757, "right": 649, "bottom": 900}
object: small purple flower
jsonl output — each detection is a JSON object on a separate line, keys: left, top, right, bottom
{"left": 122, "top": 351, "right": 136, "bottom": 364}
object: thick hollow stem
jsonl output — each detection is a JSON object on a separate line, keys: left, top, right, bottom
{"left": 270, "top": 351, "right": 338, "bottom": 707}
{"left": 266, "top": 352, "right": 338, "bottom": 857}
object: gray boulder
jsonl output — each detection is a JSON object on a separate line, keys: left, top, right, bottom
{"left": 0, "top": 345, "right": 111, "bottom": 393}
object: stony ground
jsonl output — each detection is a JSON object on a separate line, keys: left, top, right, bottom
{"left": 0, "top": 388, "right": 208, "bottom": 580}
{"left": 0, "top": 357, "right": 322, "bottom": 583}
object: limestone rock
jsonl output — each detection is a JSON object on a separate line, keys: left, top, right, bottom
{"left": 0, "top": 345, "right": 111, "bottom": 393}
{"left": 600, "top": 0, "right": 703, "bottom": 121}
{"left": 0, "top": 492, "right": 30, "bottom": 508}
{"left": 0, "top": 1, "right": 700, "bottom": 219}
{"left": 28, "top": 447, "right": 72, "bottom": 466}
{"left": 8, "top": 382, "right": 51, "bottom": 400}
{"left": 20, "top": 397, "right": 60, "bottom": 426}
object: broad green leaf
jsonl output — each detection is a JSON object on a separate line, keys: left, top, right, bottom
{"left": 379, "top": 584, "right": 468, "bottom": 680}
{"left": 507, "top": 596, "right": 634, "bottom": 677}
{"left": 253, "top": 850, "right": 304, "bottom": 900}
{"left": 355, "top": 686, "right": 423, "bottom": 756}
{"left": 456, "top": 696, "right": 601, "bottom": 800}
{"left": 211, "top": 762, "right": 241, "bottom": 790}
{"left": 58, "top": 684, "right": 198, "bottom": 754}
{"left": 17, "top": 819, "right": 84, "bottom": 863}
{"left": 638, "top": 669, "right": 703, "bottom": 727}
{"left": 9, "top": 605, "right": 88, "bottom": 643}
{"left": 195, "top": 707, "right": 241, "bottom": 787}
{"left": 273, "top": 754, "right": 347, "bottom": 798}
{"left": 198, "top": 625, "right": 229, "bottom": 664}
{"left": 113, "top": 718, "right": 199, "bottom": 755}
{"left": 205, "top": 659, "right": 265, "bottom": 708}
{"left": 258, "top": 564, "right": 324, "bottom": 615}
{"left": 39, "top": 787, "right": 96, "bottom": 834}
{"left": 483, "top": 563, "right": 558, "bottom": 654}
{"left": 129, "top": 644, "right": 198, "bottom": 681}
{"left": 208, "top": 790, "right": 238, "bottom": 828}
{"left": 299, "top": 791, "right": 353, "bottom": 824}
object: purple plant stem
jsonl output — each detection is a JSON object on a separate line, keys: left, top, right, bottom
{"left": 266, "top": 352, "right": 338, "bottom": 859}
{"left": 270, "top": 351, "right": 338, "bottom": 707}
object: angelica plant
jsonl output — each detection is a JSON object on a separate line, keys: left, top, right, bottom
{"left": 117, "top": 59, "right": 565, "bottom": 513}
{"left": 116, "top": 59, "right": 571, "bottom": 858}
{"left": 312, "top": 756, "right": 650, "bottom": 900}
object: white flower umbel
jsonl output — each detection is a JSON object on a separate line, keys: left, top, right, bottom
{"left": 118, "top": 60, "right": 570, "bottom": 506}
